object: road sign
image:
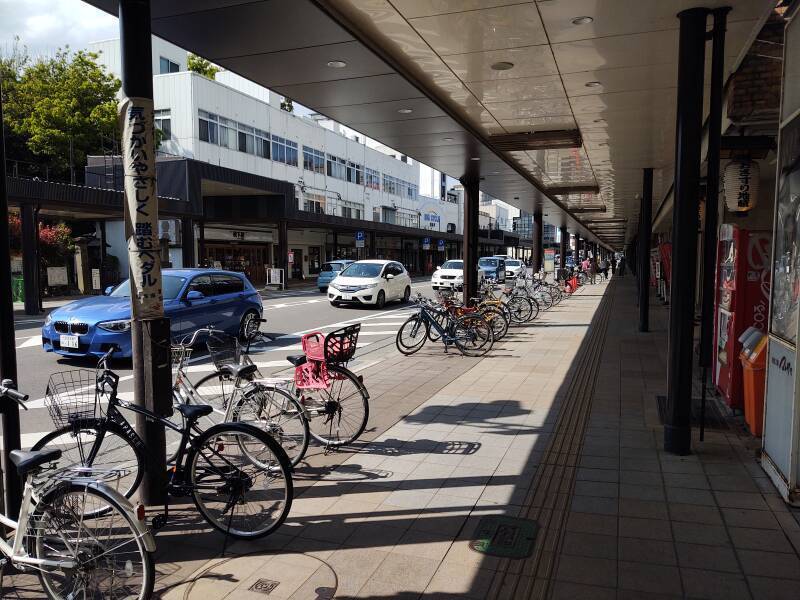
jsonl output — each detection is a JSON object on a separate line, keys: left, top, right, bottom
{"left": 355, "top": 230, "right": 365, "bottom": 248}
{"left": 423, "top": 237, "right": 431, "bottom": 250}
{"left": 288, "top": 251, "right": 294, "bottom": 264}
{"left": 438, "top": 239, "right": 445, "bottom": 251}
{"left": 544, "top": 248, "right": 555, "bottom": 273}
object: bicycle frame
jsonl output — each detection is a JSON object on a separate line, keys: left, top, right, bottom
{"left": 415, "top": 304, "right": 459, "bottom": 345}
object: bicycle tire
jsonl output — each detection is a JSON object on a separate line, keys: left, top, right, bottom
{"left": 231, "top": 384, "right": 310, "bottom": 467}
{"left": 396, "top": 315, "right": 428, "bottom": 355}
{"left": 427, "top": 311, "right": 448, "bottom": 342}
{"left": 453, "top": 314, "right": 494, "bottom": 357}
{"left": 192, "top": 371, "right": 237, "bottom": 422}
{"left": 302, "top": 364, "right": 369, "bottom": 446}
{"left": 31, "top": 419, "right": 144, "bottom": 510}
{"left": 505, "top": 295, "right": 534, "bottom": 324}
{"left": 480, "top": 306, "right": 509, "bottom": 340}
{"left": 188, "top": 422, "right": 293, "bottom": 539}
{"left": 34, "top": 481, "right": 155, "bottom": 600}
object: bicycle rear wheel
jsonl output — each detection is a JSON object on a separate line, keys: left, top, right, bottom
{"left": 396, "top": 315, "right": 428, "bottom": 355}
{"left": 302, "top": 365, "right": 369, "bottom": 446}
{"left": 453, "top": 314, "right": 494, "bottom": 357}
{"left": 33, "top": 481, "right": 155, "bottom": 600}
{"left": 231, "top": 384, "right": 309, "bottom": 467}
{"left": 480, "top": 306, "right": 508, "bottom": 340}
{"left": 505, "top": 295, "right": 534, "bottom": 324}
{"left": 192, "top": 371, "right": 237, "bottom": 422}
{"left": 188, "top": 422, "right": 293, "bottom": 539}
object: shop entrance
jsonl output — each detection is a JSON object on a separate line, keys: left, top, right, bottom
{"left": 308, "top": 246, "right": 322, "bottom": 275}
{"left": 205, "top": 243, "right": 269, "bottom": 286}
{"left": 290, "top": 248, "right": 304, "bottom": 279}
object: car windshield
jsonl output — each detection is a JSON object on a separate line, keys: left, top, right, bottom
{"left": 110, "top": 275, "right": 186, "bottom": 300}
{"left": 321, "top": 262, "right": 343, "bottom": 272}
{"left": 506, "top": 260, "right": 521, "bottom": 267}
{"left": 479, "top": 258, "right": 498, "bottom": 267}
{"left": 441, "top": 260, "right": 463, "bottom": 270}
{"left": 340, "top": 263, "right": 383, "bottom": 278}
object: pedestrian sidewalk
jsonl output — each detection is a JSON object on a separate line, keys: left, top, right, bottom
{"left": 7, "top": 276, "right": 800, "bottom": 599}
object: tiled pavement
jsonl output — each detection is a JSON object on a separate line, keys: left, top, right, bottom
{"left": 5, "top": 276, "right": 800, "bottom": 599}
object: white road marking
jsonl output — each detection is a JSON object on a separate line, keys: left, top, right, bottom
{"left": 17, "top": 335, "right": 42, "bottom": 349}
{"left": 361, "top": 321, "right": 405, "bottom": 326}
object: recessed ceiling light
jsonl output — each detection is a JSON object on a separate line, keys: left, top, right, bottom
{"left": 442, "top": 137, "right": 454, "bottom": 141}
{"left": 571, "top": 16, "right": 594, "bottom": 25}
{"left": 471, "top": 157, "right": 480, "bottom": 161}
{"left": 397, "top": 108, "right": 413, "bottom": 114}
{"left": 326, "top": 60, "right": 347, "bottom": 68}
{"left": 585, "top": 81, "right": 602, "bottom": 88}
{"left": 491, "top": 61, "right": 515, "bottom": 71}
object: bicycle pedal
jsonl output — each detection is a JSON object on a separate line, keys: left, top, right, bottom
{"left": 151, "top": 514, "right": 168, "bottom": 530}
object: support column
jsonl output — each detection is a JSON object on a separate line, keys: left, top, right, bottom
{"left": 279, "top": 219, "right": 289, "bottom": 287}
{"left": 639, "top": 169, "right": 654, "bottom": 332}
{"left": 198, "top": 219, "right": 205, "bottom": 265}
{"left": 332, "top": 231, "right": 338, "bottom": 259}
{"left": 665, "top": 7, "right": 708, "bottom": 456}
{"left": 0, "top": 78, "right": 22, "bottom": 517}
{"left": 20, "top": 204, "right": 40, "bottom": 315}
{"left": 533, "top": 212, "right": 544, "bottom": 272}
{"left": 559, "top": 226, "right": 568, "bottom": 271}
{"left": 119, "top": 0, "right": 171, "bottom": 504}
{"left": 573, "top": 234, "right": 580, "bottom": 265}
{"left": 460, "top": 174, "right": 480, "bottom": 304}
{"left": 181, "top": 217, "right": 195, "bottom": 268}
{"left": 369, "top": 231, "right": 376, "bottom": 259}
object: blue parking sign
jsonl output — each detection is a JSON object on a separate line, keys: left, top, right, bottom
{"left": 438, "top": 239, "right": 445, "bottom": 251}
{"left": 422, "top": 237, "right": 431, "bottom": 250}
{"left": 355, "top": 230, "right": 365, "bottom": 248}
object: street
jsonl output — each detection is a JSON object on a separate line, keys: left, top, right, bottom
{"left": 8, "top": 281, "right": 435, "bottom": 449}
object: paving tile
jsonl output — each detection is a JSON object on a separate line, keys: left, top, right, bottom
{"left": 665, "top": 486, "right": 717, "bottom": 506}
{"left": 680, "top": 568, "right": 751, "bottom": 600}
{"left": 738, "top": 549, "right": 800, "bottom": 580}
{"left": 662, "top": 472, "right": 711, "bottom": 489}
{"left": 566, "top": 512, "right": 618, "bottom": 536}
{"left": 561, "top": 531, "right": 618, "bottom": 559}
{"left": 721, "top": 507, "right": 781, "bottom": 530}
{"left": 570, "top": 495, "right": 618, "bottom": 515}
{"left": 422, "top": 562, "right": 496, "bottom": 598}
{"left": 672, "top": 522, "right": 731, "bottom": 546}
{"left": 676, "top": 542, "right": 741, "bottom": 572}
{"left": 729, "top": 527, "right": 796, "bottom": 553}
{"left": 618, "top": 498, "right": 669, "bottom": 520}
{"left": 618, "top": 517, "right": 673, "bottom": 541}
{"left": 619, "top": 484, "right": 666, "bottom": 502}
{"left": 668, "top": 502, "right": 724, "bottom": 525}
{"left": 748, "top": 575, "right": 800, "bottom": 600}
{"left": 715, "top": 491, "right": 770, "bottom": 511}
{"left": 619, "top": 561, "right": 682, "bottom": 595}
{"left": 555, "top": 555, "right": 617, "bottom": 588}
{"left": 576, "top": 467, "right": 620, "bottom": 483}
{"left": 574, "top": 480, "right": 619, "bottom": 498}
{"left": 550, "top": 580, "right": 616, "bottom": 600}
{"left": 620, "top": 470, "right": 663, "bottom": 486}
{"left": 618, "top": 537, "right": 677, "bottom": 566}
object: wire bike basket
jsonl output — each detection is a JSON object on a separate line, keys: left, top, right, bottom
{"left": 206, "top": 332, "right": 242, "bottom": 370}
{"left": 44, "top": 370, "right": 99, "bottom": 428}
{"left": 325, "top": 324, "right": 361, "bottom": 366}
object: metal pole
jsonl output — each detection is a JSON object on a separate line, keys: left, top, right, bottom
{"left": 119, "top": 0, "right": 171, "bottom": 504}
{"left": 533, "top": 212, "right": 543, "bottom": 272}
{"left": 639, "top": 169, "right": 654, "bottom": 331}
{"left": 573, "top": 234, "right": 580, "bottom": 265}
{"left": 460, "top": 174, "right": 479, "bottom": 304}
{"left": 0, "top": 73, "right": 22, "bottom": 518}
{"left": 279, "top": 219, "right": 289, "bottom": 287}
{"left": 665, "top": 7, "right": 708, "bottom": 456}
{"left": 559, "top": 226, "right": 568, "bottom": 270}
{"left": 20, "top": 204, "right": 40, "bottom": 315}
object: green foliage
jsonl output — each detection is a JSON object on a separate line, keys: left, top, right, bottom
{"left": 280, "top": 97, "right": 294, "bottom": 113}
{"left": 187, "top": 53, "right": 219, "bottom": 80}
{"left": 1, "top": 41, "right": 120, "bottom": 180}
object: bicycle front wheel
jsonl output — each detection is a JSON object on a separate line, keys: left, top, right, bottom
{"left": 453, "top": 314, "right": 494, "bottom": 357}
{"left": 505, "top": 295, "right": 534, "bottom": 324}
{"left": 34, "top": 481, "right": 155, "bottom": 600}
{"left": 231, "top": 384, "right": 310, "bottom": 467}
{"left": 192, "top": 371, "right": 237, "bottom": 423}
{"left": 480, "top": 306, "right": 509, "bottom": 340}
{"left": 396, "top": 314, "right": 428, "bottom": 355}
{"left": 189, "top": 422, "right": 293, "bottom": 539}
{"left": 302, "top": 365, "right": 369, "bottom": 446}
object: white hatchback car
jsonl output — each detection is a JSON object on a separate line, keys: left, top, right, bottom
{"left": 328, "top": 260, "right": 412, "bottom": 308}
{"left": 431, "top": 259, "right": 485, "bottom": 291}
{"left": 502, "top": 258, "right": 526, "bottom": 279}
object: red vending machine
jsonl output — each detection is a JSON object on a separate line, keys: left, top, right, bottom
{"left": 713, "top": 224, "right": 771, "bottom": 410}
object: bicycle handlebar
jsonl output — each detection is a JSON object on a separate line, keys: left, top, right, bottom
{"left": 0, "top": 379, "right": 29, "bottom": 410}
{"left": 176, "top": 326, "right": 216, "bottom": 348}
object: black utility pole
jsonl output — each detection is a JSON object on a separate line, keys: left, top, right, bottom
{"left": 460, "top": 174, "right": 480, "bottom": 303}
{"left": 533, "top": 212, "right": 543, "bottom": 272}
{"left": 20, "top": 204, "right": 40, "bottom": 315}
{"left": 0, "top": 74, "right": 22, "bottom": 517}
{"left": 639, "top": 169, "right": 654, "bottom": 332}
{"left": 559, "top": 226, "right": 568, "bottom": 270}
{"left": 698, "top": 7, "right": 729, "bottom": 442}
{"left": 573, "top": 234, "right": 580, "bottom": 265}
{"left": 119, "top": 0, "right": 172, "bottom": 503}
{"left": 665, "top": 7, "right": 708, "bottom": 456}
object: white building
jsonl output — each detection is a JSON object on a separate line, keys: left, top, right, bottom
{"left": 88, "top": 36, "right": 462, "bottom": 280}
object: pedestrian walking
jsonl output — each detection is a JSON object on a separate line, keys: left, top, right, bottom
{"left": 611, "top": 256, "right": 617, "bottom": 275}
{"left": 618, "top": 256, "right": 626, "bottom": 276}
{"left": 588, "top": 257, "right": 597, "bottom": 284}
{"left": 599, "top": 258, "right": 608, "bottom": 279}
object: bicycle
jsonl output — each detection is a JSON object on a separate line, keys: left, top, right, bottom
{"left": 195, "top": 323, "right": 370, "bottom": 449}
{"left": 434, "top": 290, "right": 509, "bottom": 342}
{"left": 396, "top": 294, "right": 494, "bottom": 356}
{"left": 173, "top": 328, "right": 310, "bottom": 468}
{"left": 0, "top": 379, "right": 156, "bottom": 600}
{"left": 32, "top": 349, "right": 294, "bottom": 540}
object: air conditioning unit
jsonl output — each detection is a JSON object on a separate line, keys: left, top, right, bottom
{"left": 447, "top": 223, "right": 456, "bottom": 233}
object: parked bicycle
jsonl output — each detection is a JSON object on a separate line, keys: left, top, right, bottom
{"left": 32, "top": 349, "right": 293, "bottom": 539}
{"left": 0, "top": 379, "right": 156, "bottom": 600}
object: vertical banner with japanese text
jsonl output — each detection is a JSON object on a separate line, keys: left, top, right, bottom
{"left": 119, "top": 96, "right": 163, "bottom": 318}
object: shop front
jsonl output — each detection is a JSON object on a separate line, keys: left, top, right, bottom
{"left": 201, "top": 227, "right": 273, "bottom": 286}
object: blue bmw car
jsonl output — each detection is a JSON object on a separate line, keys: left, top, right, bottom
{"left": 41, "top": 268, "right": 263, "bottom": 359}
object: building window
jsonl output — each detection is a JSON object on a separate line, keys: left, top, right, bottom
{"left": 303, "top": 146, "right": 325, "bottom": 173}
{"left": 326, "top": 154, "right": 346, "bottom": 180}
{"left": 218, "top": 116, "right": 234, "bottom": 149}
{"left": 159, "top": 57, "right": 180, "bottom": 74}
{"left": 339, "top": 200, "right": 363, "bottom": 220}
{"left": 238, "top": 125, "right": 255, "bottom": 154}
{"left": 255, "top": 131, "right": 270, "bottom": 159}
{"left": 154, "top": 109, "right": 171, "bottom": 141}
{"left": 301, "top": 192, "right": 326, "bottom": 214}
{"left": 272, "top": 136, "right": 298, "bottom": 166}
{"left": 365, "top": 167, "right": 381, "bottom": 190}
{"left": 346, "top": 161, "right": 363, "bottom": 185}
{"left": 198, "top": 110, "right": 218, "bottom": 144}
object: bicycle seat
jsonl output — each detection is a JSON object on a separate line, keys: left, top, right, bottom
{"left": 176, "top": 403, "right": 213, "bottom": 421}
{"left": 10, "top": 448, "right": 62, "bottom": 476}
{"left": 286, "top": 354, "right": 307, "bottom": 367}
{"left": 220, "top": 362, "right": 258, "bottom": 379}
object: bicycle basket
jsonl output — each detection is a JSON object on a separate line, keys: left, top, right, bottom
{"left": 44, "top": 370, "right": 98, "bottom": 428}
{"left": 206, "top": 332, "right": 241, "bottom": 369}
{"left": 325, "top": 324, "right": 360, "bottom": 365}
{"left": 171, "top": 346, "right": 193, "bottom": 369}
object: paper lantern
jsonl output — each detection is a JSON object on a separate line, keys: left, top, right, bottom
{"left": 723, "top": 160, "right": 759, "bottom": 213}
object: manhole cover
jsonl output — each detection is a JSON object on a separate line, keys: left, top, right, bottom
{"left": 249, "top": 579, "right": 280, "bottom": 595}
{"left": 469, "top": 516, "right": 538, "bottom": 559}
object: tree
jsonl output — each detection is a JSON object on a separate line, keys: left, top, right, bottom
{"left": 280, "top": 97, "right": 294, "bottom": 113}
{"left": 187, "top": 53, "right": 219, "bottom": 80}
{"left": 2, "top": 45, "right": 119, "bottom": 183}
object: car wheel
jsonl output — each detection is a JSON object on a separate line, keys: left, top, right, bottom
{"left": 401, "top": 286, "right": 411, "bottom": 303}
{"left": 238, "top": 310, "right": 259, "bottom": 342}
{"left": 319, "top": 287, "right": 326, "bottom": 293}
{"left": 375, "top": 290, "right": 386, "bottom": 309}
{"left": 330, "top": 301, "right": 340, "bottom": 307}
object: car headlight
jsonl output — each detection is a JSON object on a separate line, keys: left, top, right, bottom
{"left": 44, "top": 313, "right": 53, "bottom": 326}
{"left": 98, "top": 319, "right": 131, "bottom": 332}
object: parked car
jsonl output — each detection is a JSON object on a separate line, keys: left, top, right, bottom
{"left": 431, "top": 260, "right": 485, "bottom": 291}
{"left": 328, "top": 260, "right": 411, "bottom": 308}
{"left": 41, "top": 268, "right": 263, "bottom": 359}
{"left": 478, "top": 257, "right": 506, "bottom": 282}
{"left": 317, "top": 259, "right": 355, "bottom": 292}
{"left": 502, "top": 258, "right": 525, "bottom": 279}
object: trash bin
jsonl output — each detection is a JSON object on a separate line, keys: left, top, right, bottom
{"left": 740, "top": 335, "right": 767, "bottom": 437}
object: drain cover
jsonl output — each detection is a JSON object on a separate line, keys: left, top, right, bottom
{"left": 249, "top": 579, "right": 280, "bottom": 595}
{"left": 469, "top": 516, "right": 538, "bottom": 559}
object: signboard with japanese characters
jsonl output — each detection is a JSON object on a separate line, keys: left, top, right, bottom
{"left": 723, "top": 160, "right": 759, "bottom": 213}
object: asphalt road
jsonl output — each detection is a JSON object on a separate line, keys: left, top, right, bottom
{"left": 6, "top": 281, "right": 435, "bottom": 448}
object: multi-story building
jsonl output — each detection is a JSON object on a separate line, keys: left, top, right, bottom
{"left": 87, "top": 36, "right": 463, "bottom": 281}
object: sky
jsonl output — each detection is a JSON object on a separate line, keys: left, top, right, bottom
{"left": 0, "top": 0, "right": 118, "bottom": 58}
